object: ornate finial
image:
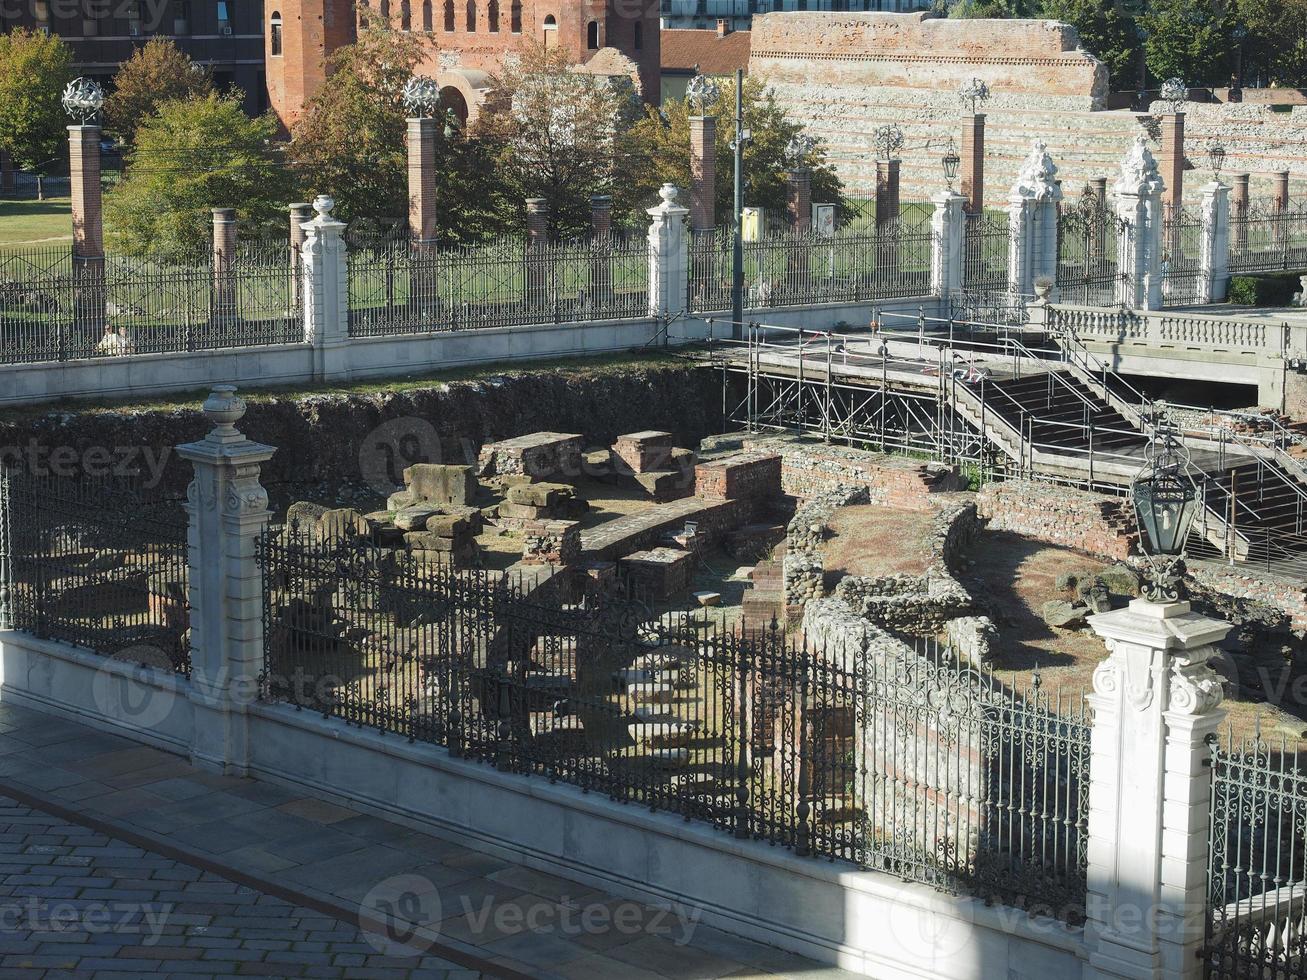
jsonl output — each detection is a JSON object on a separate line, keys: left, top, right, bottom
{"left": 202, "top": 385, "right": 246, "bottom": 437}
{"left": 785, "top": 133, "right": 817, "bottom": 169}
{"left": 1012, "top": 139, "right": 1061, "bottom": 202}
{"left": 402, "top": 75, "right": 442, "bottom": 118}
{"left": 1115, "top": 134, "right": 1164, "bottom": 197}
{"left": 958, "top": 77, "right": 991, "bottom": 116}
{"left": 312, "top": 195, "right": 335, "bottom": 217}
{"left": 686, "top": 74, "right": 721, "bottom": 116}
{"left": 62, "top": 77, "right": 104, "bottom": 124}
{"left": 659, "top": 183, "right": 679, "bottom": 206}
{"left": 873, "top": 124, "right": 905, "bottom": 162}
{"left": 1159, "top": 77, "right": 1187, "bottom": 114}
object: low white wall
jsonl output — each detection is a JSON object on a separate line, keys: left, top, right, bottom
{"left": 0, "top": 628, "right": 1088, "bottom": 979}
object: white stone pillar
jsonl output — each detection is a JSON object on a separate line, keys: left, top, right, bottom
{"left": 177, "top": 386, "right": 276, "bottom": 776}
{"left": 647, "top": 183, "right": 689, "bottom": 320}
{"left": 1007, "top": 140, "right": 1062, "bottom": 304}
{"left": 931, "top": 189, "right": 965, "bottom": 304}
{"left": 301, "top": 195, "right": 350, "bottom": 383}
{"left": 1085, "top": 597, "right": 1230, "bottom": 980}
{"left": 1114, "top": 137, "right": 1166, "bottom": 311}
{"left": 1198, "top": 181, "right": 1231, "bottom": 305}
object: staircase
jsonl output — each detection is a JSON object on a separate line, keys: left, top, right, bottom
{"left": 1194, "top": 459, "right": 1307, "bottom": 574}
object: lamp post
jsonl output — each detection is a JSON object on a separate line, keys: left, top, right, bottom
{"left": 1130, "top": 426, "right": 1200, "bottom": 602}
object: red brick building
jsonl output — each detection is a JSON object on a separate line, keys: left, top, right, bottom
{"left": 266, "top": 0, "right": 661, "bottom": 130}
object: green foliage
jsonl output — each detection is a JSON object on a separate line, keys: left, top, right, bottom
{"left": 1138, "top": 0, "right": 1235, "bottom": 86}
{"left": 1040, "top": 0, "right": 1140, "bottom": 90}
{"left": 1228, "top": 272, "right": 1305, "bottom": 306}
{"left": 105, "top": 92, "right": 292, "bottom": 257}
{"left": 1238, "top": 0, "right": 1307, "bottom": 88}
{"left": 625, "top": 76, "right": 843, "bottom": 229}
{"left": 946, "top": 0, "right": 1034, "bottom": 17}
{"left": 0, "top": 30, "right": 73, "bottom": 174}
{"left": 105, "top": 39, "right": 212, "bottom": 144}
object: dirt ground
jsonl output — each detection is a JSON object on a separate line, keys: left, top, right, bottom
{"left": 823, "top": 504, "right": 937, "bottom": 581}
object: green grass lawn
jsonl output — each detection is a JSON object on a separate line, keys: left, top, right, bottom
{"left": 0, "top": 197, "right": 73, "bottom": 246}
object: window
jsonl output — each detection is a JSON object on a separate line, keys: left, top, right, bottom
{"left": 509, "top": 0, "right": 520, "bottom": 32}
{"left": 443, "top": 0, "right": 454, "bottom": 30}
{"left": 216, "top": 0, "right": 232, "bottom": 33}
{"left": 400, "top": 0, "right": 410, "bottom": 28}
{"left": 269, "top": 11, "right": 282, "bottom": 54}
{"left": 465, "top": 0, "right": 475, "bottom": 31}
{"left": 379, "top": 0, "right": 389, "bottom": 22}
{"left": 486, "top": 0, "right": 497, "bottom": 32}
{"left": 173, "top": 0, "right": 191, "bottom": 34}
{"left": 634, "top": 20, "right": 642, "bottom": 49}
{"left": 586, "top": 20, "right": 598, "bottom": 49}
{"left": 420, "top": 0, "right": 431, "bottom": 28}
{"left": 126, "top": 0, "right": 143, "bottom": 34}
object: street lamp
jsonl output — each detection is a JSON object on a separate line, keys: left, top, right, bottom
{"left": 942, "top": 138, "right": 961, "bottom": 191}
{"left": 1207, "top": 143, "right": 1226, "bottom": 180}
{"left": 1131, "top": 426, "right": 1199, "bottom": 602}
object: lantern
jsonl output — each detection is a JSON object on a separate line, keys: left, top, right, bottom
{"left": 942, "top": 139, "right": 961, "bottom": 192}
{"left": 1130, "top": 430, "right": 1199, "bottom": 600}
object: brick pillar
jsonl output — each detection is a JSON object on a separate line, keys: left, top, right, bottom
{"left": 1159, "top": 112, "right": 1185, "bottom": 216}
{"left": 786, "top": 168, "right": 812, "bottom": 233}
{"left": 590, "top": 194, "right": 612, "bottom": 239}
{"left": 960, "top": 113, "right": 985, "bottom": 214}
{"left": 1232, "top": 173, "right": 1249, "bottom": 253}
{"left": 407, "top": 117, "right": 438, "bottom": 244}
{"left": 0, "top": 149, "right": 13, "bottom": 196}
{"left": 212, "top": 208, "right": 237, "bottom": 325}
{"left": 1086, "top": 599, "right": 1230, "bottom": 980}
{"left": 689, "top": 115, "right": 717, "bottom": 233}
{"left": 876, "top": 159, "right": 901, "bottom": 279}
{"left": 525, "top": 198, "right": 549, "bottom": 314}
{"left": 1275, "top": 170, "right": 1291, "bottom": 211}
{"left": 590, "top": 195, "right": 613, "bottom": 306}
{"left": 177, "top": 386, "right": 276, "bottom": 776}
{"left": 68, "top": 124, "right": 105, "bottom": 336}
{"left": 1091, "top": 176, "right": 1107, "bottom": 204}
{"left": 288, "top": 202, "right": 312, "bottom": 308}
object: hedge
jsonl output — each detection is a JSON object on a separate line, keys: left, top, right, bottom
{"left": 1228, "top": 271, "right": 1306, "bottom": 306}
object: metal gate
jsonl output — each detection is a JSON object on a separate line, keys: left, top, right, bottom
{"left": 1057, "top": 189, "right": 1128, "bottom": 306}
{"left": 963, "top": 210, "right": 1010, "bottom": 291}
{"left": 1162, "top": 205, "right": 1205, "bottom": 307}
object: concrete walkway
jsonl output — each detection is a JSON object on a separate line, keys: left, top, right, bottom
{"left": 0, "top": 702, "right": 854, "bottom": 979}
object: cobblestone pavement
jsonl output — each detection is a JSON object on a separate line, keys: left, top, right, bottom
{"left": 0, "top": 703, "right": 856, "bottom": 979}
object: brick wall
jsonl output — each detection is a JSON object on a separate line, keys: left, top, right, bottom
{"left": 976, "top": 480, "right": 1136, "bottom": 559}
{"left": 695, "top": 451, "right": 782, "bottom": 502}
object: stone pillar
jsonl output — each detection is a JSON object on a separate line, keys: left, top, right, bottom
{"left": 525, "top": 198, "right": 549, "bottom": 312}
{"left": 1159, "top": 112, "right": 1185, "bottom": 217}
{"left": 301, "top": 195, "right": 350, "bottom": 382}
{"left": 961, "top": 113, "right": 985, "bottom": 214}
{"left": 407, "top": 117, "right": 438, "bottom": 244}
{"left": 1007, "top": 140, "right": 1062, "bottom": 303}
{"left": 689, "top": 115, "right": 717, "bottom": 233}
{"left": 1114, "top": 137, "right": 1166, "bottom": 310}
{"left": 647, "top": 183, "right": 689, "bottom": 319}
{"left": 177, "top": 386, "right": 277, "bottom": 776}
{"left": 525, "top": 198, "right": 548, "bottom": 246}
{"left": 1231, "top": 173, "right": 1249, "bottom": 253}
{"left": 1085, "top": 598, "right": 1230, "bottom": 980}
{"left": 931, "top": 190, "right": 965, "bottom": 304}
{"left": 1199, "top": 181, "right": 1230, "bottom": 304}
{"left": 590, "top": 194, "right": 613, "bottom": 239}
{"left": 786, "top": 168, "right": 812, "bottom": 234}
{"left": 288, "top": 202, "right": 312, "bottom": 308}
{"left": 68, "top": 124, "right": 105, "bottom": 335}
{"left": 1091, "top": 176, "right": 1107, "bottom": 204}
{"left": 211, "top": 208, "right": 238, "bottom": 326}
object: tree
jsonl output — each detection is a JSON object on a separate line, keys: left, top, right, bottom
{"left": 0, "top": 30, "right": 72, "bottom": 175}
{"left": 1138, "top": 0, "right": 1236, "bottom": 87}
{"left": 625, "top": 76, "right": 843, "bottom": 230}
{"left": 288, "top": 27, "right": 509, "bottom": 242}
{"left": 1041, "top": 0, "right": 1139, "bottom": 91}
{"left": 1238, "top": 0, "right": 1307, "bottom": 88}
{"left": 105, "top": 39, "right": 212, "bottom": 144}
{"left": 473, "top": 43, "right": 643, "bottom": 240}
{"left": 105, "top": 92, "right": 292, "bottom": 256}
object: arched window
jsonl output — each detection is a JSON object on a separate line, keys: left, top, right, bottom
{"left": 509, "top": 0, "right": 520, "bottom": 32}
{"left": 586, "top": 20, "right": 599, "bottom": 49}
{"left": 465, "top": 0, "right": 475, "bottom": 31}
{"left": 378, "top": 0, "right": 389, "bottom": 22}
{"left": 421, "top": 0, "right": 431, "bottom": 29}
{"left": 269, "top": 10, "right": 282, "bottom": 54}
{"left": 443, "top": 0, "right": 454, "bottom": 30}
{"left": 486, "top": 0, "right": 498, "bottom": 32}
{"left": 633, "top": 20, "right": 642, "bottom": 50}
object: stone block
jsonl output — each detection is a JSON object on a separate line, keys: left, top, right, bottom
{"left": 521, "top": 519, "right": 581, "bottom": 566}
{"left": 394, "top": 506, "right": 440, "bottom": 531}
{"left": 614, "top": 430, "right": 675, "bottom": 474}
{"left": 695, "top": 452, "right": 782, "bottom": 503}
{"left": 506, "top": 482, "right": 571, "bottom": 508}
{"left": 425, "top": 514, "right": 470, "bottom": 536}
{"left": 403, "top": 530, "right": 473, "bottom": 552}
{"left": 404, "top": 464, "right": 476, "bottom": 507}
{"left": 478, "top": 432, "right": 584, "bottom": 482}
{"left": 620, "top": 547, "right": 694, "bottom": 601}
{"left": 320, "top": 507, "right": 369, "bottom": 541}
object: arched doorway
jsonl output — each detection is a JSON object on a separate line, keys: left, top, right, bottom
{"left": 542, "top": 14, "right": 556, "bottom": 50}
{"left": 440, "top": 86, "right": 469, "bottom": 126}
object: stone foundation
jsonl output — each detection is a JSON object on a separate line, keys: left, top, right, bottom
{"left": 521, "top": 519, "right": 581, "bottom": 566}
{"left": 478, "top": 432, "right": 584, "bottom": 482}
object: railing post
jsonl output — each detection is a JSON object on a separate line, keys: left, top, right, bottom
{"left": 931, "top": 188, "right": 965, "bottom": 305}
{"left": 176, "top": 386, "right": 276, "bottom": 776}
{"left": 1198, "top": 180, "right": 1230, "bottom": 304}
{"left": 1114, "top": 136, "right": 1165, "bottom": 310}
{"left": 647, "top": 183, "right": 690, "bottom": 322}
{"left": 301, "top": 195, "right": 350, "bottom": 383}
{"left": 1085, "top": 599, "right": 1230, "bottom": 980}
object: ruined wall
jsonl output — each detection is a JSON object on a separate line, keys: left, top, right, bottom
{"left": 751, "top": 12, "right": 1307, "bottom": 202}
{"left": 976, "top": 479, "right": 1135, "bottom": 559}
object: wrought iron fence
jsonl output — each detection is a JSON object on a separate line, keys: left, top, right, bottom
{"left": 1205, "top": 732, "right": 1307, "bottom": 979}
{"left": 963, "top": 210, "right": 1010, "bottom": 291}
{"left": 257, "top": 529, "right": 1091, "bottom": 916}
{"left": 1229, "top": 199, "right": 1307, "bottom": 275}
{"left": 347, "top": 235, "right": 650, "bottom": 337}
{"left": 687, "top": 212, "right": 935, "bottom": 314}
{"left": 0, "top": 468, "right": 191, "bottom": 675}
{"left": 1162, "top": 205, "right": 1205, "bottom": 306}
{"left": 1057, "top": 194, "right": 1128, "bottom": 306}
{"left": 0, "top": 244, "right": 302, "bottom": 364}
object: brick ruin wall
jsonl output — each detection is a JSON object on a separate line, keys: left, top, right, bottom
{"left": 752, "top": 12, "right": 1307, "bottom": 202}
{"left": 976, "top": 479, "right": 1135, "bottom": 560}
